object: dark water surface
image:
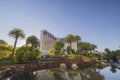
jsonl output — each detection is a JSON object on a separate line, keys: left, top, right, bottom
{"left": 4, "top": 64, "right": 120, "bottom": 80}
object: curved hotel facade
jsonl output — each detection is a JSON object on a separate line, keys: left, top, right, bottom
{"left": 40, "top": 30, "right": 77, "bottom": 55}
{"left": 40, "top": 30, "right": 57, "bottom": 54}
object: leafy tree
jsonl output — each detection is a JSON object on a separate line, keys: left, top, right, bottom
{"left": 26, "top": 35, "right": 40, "bottom": 48}
{"left": 15, "top": 46, "right": 42, "bottom": 62}
{"left": 89, "top": 44, "right": 97, "bottom": 52}
{"left": 8, "top": 28, "right": 25, "bottom": 58}
{"left": 0, "top": 40, "right": 12, "bottom": 57}
{"left": 78, "top": 42, "right": 89, "bottom": 53}
{"left": 104, "top": 48, "right": 111, "bottom": 62}
{"left": 0, "top": 40, "right": 7, "bottom": 44}
{"left": 78, "top": 41, "right": 97, "bottom": 54}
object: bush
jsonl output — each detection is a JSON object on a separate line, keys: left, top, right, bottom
{"left": 15, "top": 46, "right": 42, "bottom": 62}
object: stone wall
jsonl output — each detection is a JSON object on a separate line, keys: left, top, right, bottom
{"left": 0, "top": 61, "right": 60, "bottom": 79}
{"left": 0, "top": 57, "right": 97, "bottom": 79}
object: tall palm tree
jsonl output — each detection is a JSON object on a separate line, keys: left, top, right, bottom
{"left": 8, "top": 28, "right": 25, "bottom": 57}
{"left": 26, "top": 35, "right": 40, "bottom": 48}
{"left": 65, "top": 34, "right": 74, "bottom": 49}
{"left": 75, "top": 35, "right": 81, "bottom": 50}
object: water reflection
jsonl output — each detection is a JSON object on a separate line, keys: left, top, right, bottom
{"left": 4, "top": 63, "right": 120, "bottom": 80}
{"left": 5, "top": 67, "right": 105, "bottom": 80}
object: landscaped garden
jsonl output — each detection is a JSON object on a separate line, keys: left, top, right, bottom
{"left": 1, "top": 28, "right": 120, "bottom": 80}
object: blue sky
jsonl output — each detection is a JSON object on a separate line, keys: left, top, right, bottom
{"left": 0, "top": 0, "right": 120, "bottom": 51}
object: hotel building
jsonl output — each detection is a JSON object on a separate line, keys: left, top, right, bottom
{"left": 40, "top": 30, "right": 77, "bottom": 54}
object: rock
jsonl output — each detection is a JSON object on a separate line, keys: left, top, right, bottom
{"left": 101, "top": 62, "right": 108, "bottom": 68}
{"left": 71, "top": 63, "right": 78, "bottom": 70}
{"left": 60, "top": 63, "right": 67, "bottom": 71}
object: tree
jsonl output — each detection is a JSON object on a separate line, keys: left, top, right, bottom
{"left": 104, "top": 48, "right": 111, "bottom": 62}
{"left": 8, "top": 28, "right": 25, "bottom": 58}
{"left": 89, "top": 44, "right": 97, "bottom": 53}
{"left": 53, "top": 40, "right": 64, "bottom": 55}
{"left": 65, "top": 34, "right": 74, "bottom": 49}
{"left": 74, "top": 35, "right": 81, "bottom": 51}
{"left": 15, "top": 46, "right": 42, "bottom": 62}
{"left": 0, "top": 40, "right": 12, "bottom": 57}
{"left": 78, "top": 42, "right": 89, "bottom": 53}
{"left": 78, "top": 41, "right": 97, "bottom": 54}
{"left": 26, "top": 35, "right": 40, "bottom": 48}
{"left": 0, "top": 40, "right": 7, "bottom": 44}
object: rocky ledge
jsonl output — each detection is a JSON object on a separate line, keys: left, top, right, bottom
{"left": 0, "top": 57, "right": 96, "bottom": 79}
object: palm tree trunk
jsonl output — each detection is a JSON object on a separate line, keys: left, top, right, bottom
{"left": 32, "top": 43, "right": 34, "bottom": 48}
{"left": 77, "top": 41, "right": 78, "bottom": 51}
{"left": 11, "top": 38, "right": 18, "bottom": 58}
{"left": 70, "top": 42, "right": 72, "bottom": 49}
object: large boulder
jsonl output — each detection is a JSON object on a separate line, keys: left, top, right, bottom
{"left": 60, "top": 63, "right": 67, "bottom": 71}
{"left": 101, "top": 62, "right": 108, "bottom": 68}
{"left": 71, "top": 63, "right": 78, "bottom": 70}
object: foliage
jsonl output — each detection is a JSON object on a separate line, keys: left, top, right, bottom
{"left": 74, "top": 35, "right": 81, "bottom": 50}
{"left": 54, "top": 40, "right": 64, "bottom": 54}
{"left": 87, "top": 52, "right": 102, "bottom": 60}
{"left": 67, "top": 53, "right": 79, "bottom": 58}
{"left": 49, "top": 40, "right": 64, "bottom": 56}
{"left": 15, "top": 46, "right": 42, "bottom": 62}
{"left": 0, "top": 40, "right": 12, "bottom": 57}
{"left": 83, "top": 56, "right": 91, "bottom": 61}
{"left": 49, "top": 47, "right": 64, "bottom": 56}
{"left": 78, "top": 41, "right": 97, "bottom": 53}
{"left": 8, "top": 28, "right": 25, "bottom": 57}
{"left": 0, "top": 40, "right": 7, "bottom": 44}
{"left": 65, "top": 34, "right": 74, "bottom": 48}
{"left": 26, "top": 35, "right": 40, "bottom": 48}
{"left": 0, "top": 57, "right": 16, "bottom": 66}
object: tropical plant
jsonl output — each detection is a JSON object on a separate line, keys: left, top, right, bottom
{"left": 104, "top": 48, "right": 111, "bottom": 62}
{"left": 78, "top": 41, "right": 97, "bottom": 54}
{"left": 8, "top": 28, "right": 25, "bottom": 58}
{"left": 15, "top": 46, "right": 42, "bottom": 62}
{"left": 49, "top": 48, "right": 56, "bottom": 56}
{"left": 89, "top": 44, "right": 97, "bottom": 52}
{"left": 0, "top": 40, "right": 12, "bottom": 58}
{"left": 65, "top": 34, "right": 74, "bottom": 49}
{"left": 49, "top": 40, "right": 64, "bottom": 56}
{"left": 0, "top": 40, "right": 7, "bottom": 44}
{"left": 54, "top": 40, "right": 64, "bottom": 54}
{"left": 26, "top": 35, "right": 40, "bottom": 48}
{"left": 74, "top": 35, "right": 81, "bottom": 50}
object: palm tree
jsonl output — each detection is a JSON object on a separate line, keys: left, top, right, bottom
{"left": 26, "top": 35, "right": 40, "bottom": 48}
{"left": 65, "top": 34, "right": 74, "bottom": 49}
{"left": 54, "top": 40, "right": 64, "bottom": 55}
{"left": 74, "top": 35, "right": 81, "bottom": 50}
{"left": 90, "top": 44, "right": 97, "bottom": 52}
{"left": 8, "top": 28, "right": 25, "bottom": 58}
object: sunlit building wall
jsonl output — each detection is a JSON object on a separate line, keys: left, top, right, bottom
{"left": 40, "top": 30, "right": 77, "bottom": 54}
{"left": 40, "top": 30, "right": 57, "bottom": 54}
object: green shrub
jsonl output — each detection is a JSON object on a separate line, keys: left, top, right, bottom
{"left": 15, "top": 46, "right": 42, "bottom": 62}
{"left": 0, "top": 43, "right": 12, "bottom": 58}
